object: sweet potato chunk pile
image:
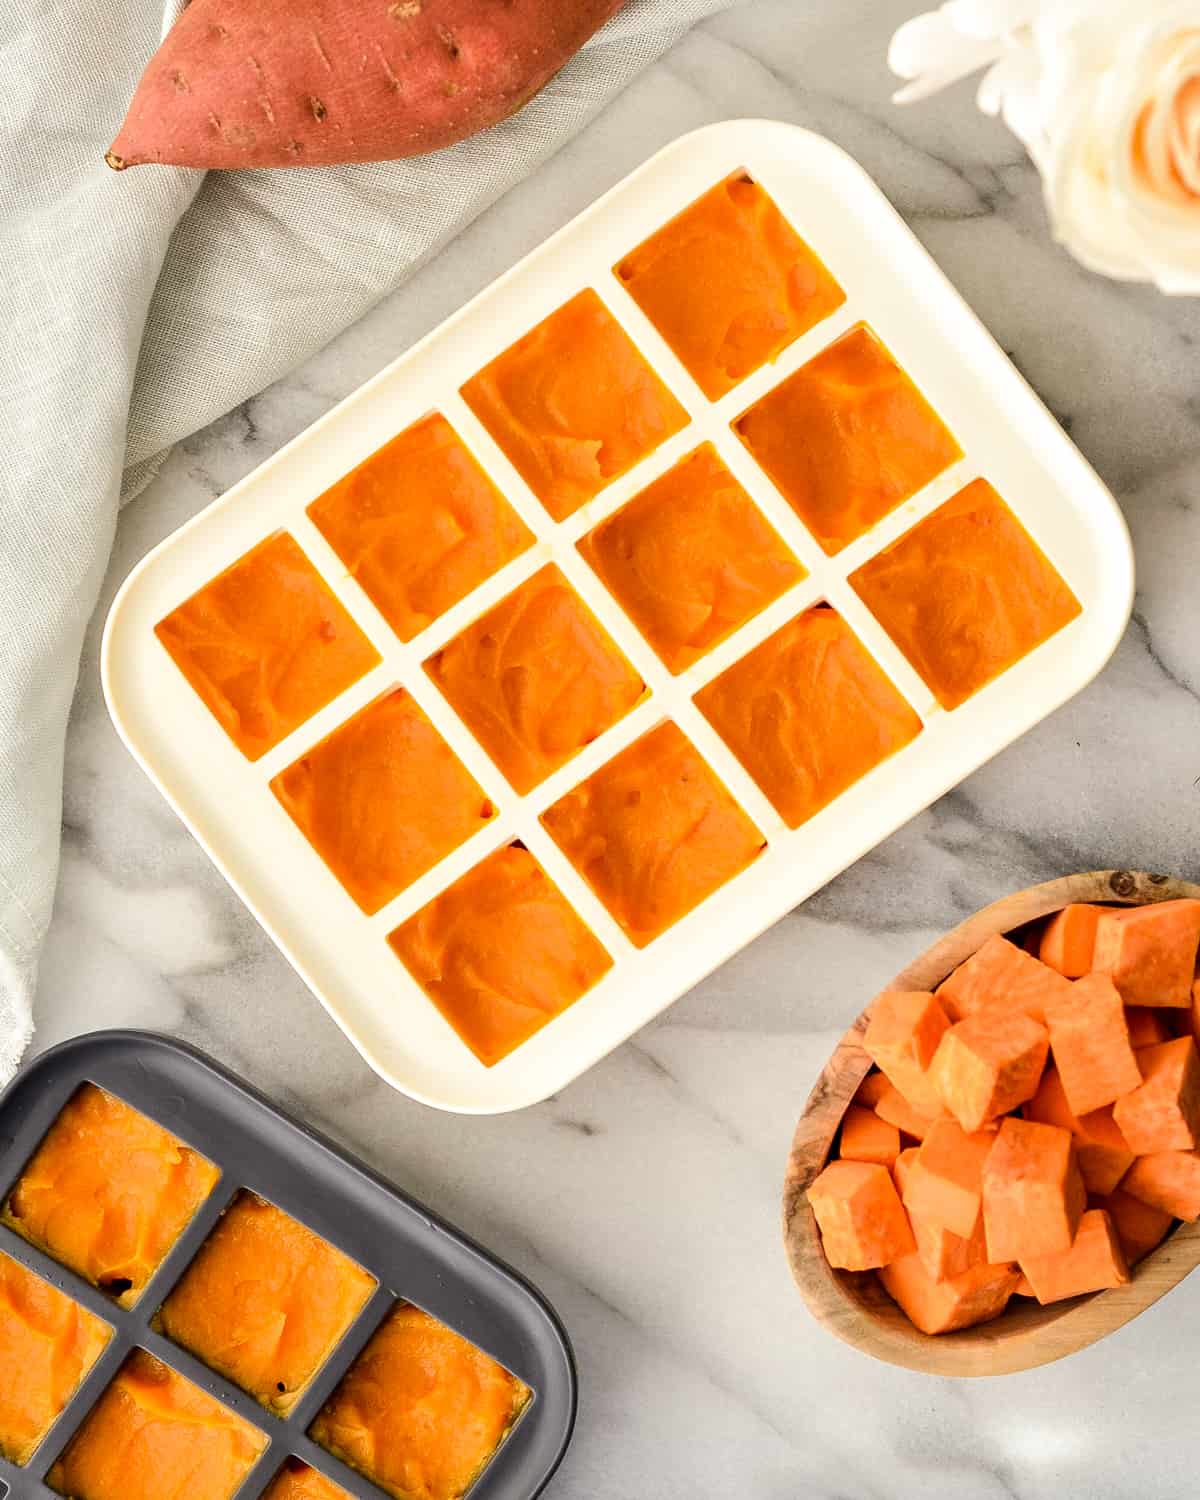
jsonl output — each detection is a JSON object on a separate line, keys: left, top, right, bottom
{"left": 806, "top": 899, "right": 1200, "bottom": 1334}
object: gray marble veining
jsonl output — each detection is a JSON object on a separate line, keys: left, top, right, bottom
{"left": 34, "top": 1, "right": 1200, "bottom": 1494}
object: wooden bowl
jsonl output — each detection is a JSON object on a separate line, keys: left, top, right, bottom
{"left": 783, "top": 869, "right": 1200, "bottom": 1376}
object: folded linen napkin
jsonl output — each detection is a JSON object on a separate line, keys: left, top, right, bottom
{"left": 0, "top": 0, "right": 740, "bottom": 1082}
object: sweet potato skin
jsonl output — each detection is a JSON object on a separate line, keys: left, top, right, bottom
{"left": 107, "top": 0, "right": 628, "bottom": 171}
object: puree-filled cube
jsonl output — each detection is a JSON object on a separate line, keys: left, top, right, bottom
{"left": 158, "top": 1192, "right": 376, "bottom": 1413}
{"left": 460, "top": 288, "right": 687, "bottom": 522}
{"left": 426, "top": 565, "right": 644, "bottom": 794}
{"left": 271, "top": 688, "right": 494, "bottom": 914}
{"left": 0, "top": 1250, "right": 110, "bottom": 1464}
{"left": 577, "top": 444, "right": 804, "bottom": 674}
{"left": 807, "top": 1160, "right": 913, "bottom": 1271}
{"left": 1112, "top": 1038, "right": 1200, "bottom": 1154}
{"left": 850, "top": 479, "right": 1082, "bottom": 710}
{"left": 47, "top": 1350, "right": 265, "bottom": 1500}
{"left": 614, "top": 174, "right": 845, "bottom": 399}
{"left": 4, "top": 1084, "right": 218, "bottom": 1304}
{"left": 733, "top": 324, "right": 960, "bottom": 555}
{"left": 929, "top": 1009, "right": 1049, "bottom": 1133}
{"left": 1092, "top": 899, "right": 1200, "bottom": 1007}
{"left": 937, "top": 934, "right": 1071, "bottom": 1024}
{"left": 1019, "top": 1208, "right": 1129, "bottom": 1305}
{"left": 389, "top": 843, "right": 613, "bottom": 1067}
{"left": 263, "top": 1461, "right": 353, "bottom": 1500}
{"left": 880, "top": 1253, "right": 1019, "bottom": 1335}
{"left": 1044, "top": 974, "right": 1140, "bottom": 1116}
{"left": 155, "top": 531, "right": 380, "bottom": 760}
{"left": 310, "top": 1304, "right": 530, "bottom": 1500}
{"left": 982, "top": 1117, "right": 1085, "bottom": 1263}
{"left": 541, "top": 721, "right": 765, "bottom": 948}
{"left": 307, "top": 412, "right": 533, "bottom": 643}
{"left": 862, "top": 989, "right": 950, "bottom": 1119}
{"left": 694, "top": 606, "right": 921, "bottom": 829}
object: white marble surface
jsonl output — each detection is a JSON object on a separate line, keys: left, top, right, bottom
{"left": 34, "top": 1, "right": 1200, "bottom": 1495}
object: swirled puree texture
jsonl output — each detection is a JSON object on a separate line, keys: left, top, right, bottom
{"left": 155, "top": 532, "right": 380, "bottom": 760}
{"left": 309, "top": 1304, "right": 530, "bottom": 1500}
{"left": 426, "top": 565, "right": 644, "bottom": 794}
{"left": 46, "top": 1350, "right": 265, "bottom": 1500}
{"left": 694, "top": 606, "right": 922, "bottom": 829}
{"left": 389, "top": 844, "right": 612, "bottom": 1066}
{"left": 263, "top": 1460, "right": 353, "bottom": 1500}
{"left": 541, "top": 722, "right": 765, "bottom": 948}
{"left": 158, "top": 1192, "right": 375, "bottom": 1413}
{"left": 735, "top": 324, "right": 961, "bottom": 555}
{"left": 3, "top": 1085, "right": 219, "bottom": 1305}
{"left": 271, "top": 688, "right": 495, "bottom": 914}
{"left": 851, "top": 479, "right": 1082, "bottom": 710}
{"left": 0, "top": 1251, "right": 109, "bottom": 1464}
{"left": 307, "top": 412, "right": 533, "bottom": 643}
{"left": 615, "top": 174, "right": 845, "bottom": 399}
{"left": 459, "top": 288, "right": 687, "bottom": 521}
{"left": 578, "top": 444, "right": 804, "bottom": 674}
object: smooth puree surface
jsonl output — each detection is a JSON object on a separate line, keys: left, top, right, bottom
{"left": 307, "top": 412, "right": 533, "bottom": 643}
{"left": 541, "top": 721, "right": 765, "bottom": 948}
{"left": 262, "top": 1460, "right": 353, "bottom": 1500}
{"left": 459, "top": 288, "right": 687, "bottom": 521}
{"left": 850, "top": 478, "right": 1082, "bottom": 709}
{"left": 426, "top": 565, "right": 644, "bottom": 794}
{"left": 158, "top": 1192, "right": 375, "bottom": 1412}
{"left": 271, "top": 688, "right": 494, "bottom": 914}
{"left": 4, "top": 1084, "right": 218, "bottom": 1304}
{"left": 309, "top": 1304, "right": 530, "bottom": 1500}
{"left": 734, "top": 324, "right": 961, "bottom": 554}
{"left": 46, "top": 1350, "right": 265, "bottom": 1500}
{"left": 616, "top": 174, "right": 845, "bottom": 398}
{"left": 694, "top": 605, "right": 922, "bottom": 828}
{"left": 0, "top": 1250, "right": 109, "bottom": 1464}
{"left": 389, "top": 843, "right": 612, "bottom": 1066}
{"left": 155, "top": 532, "right": 380, "bottom": 760}
{"left": 578, "top": 444, "right": 804, "bottom": 673}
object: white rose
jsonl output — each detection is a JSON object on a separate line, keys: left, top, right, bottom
{"left": 889, "top": 0, "right": 1200, "bottom": 294}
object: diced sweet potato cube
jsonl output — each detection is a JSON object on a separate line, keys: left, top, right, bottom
{"left": 1121, "top": 1150, "right": 1200, "bottom": 1221}
{"left": 862, "top": 991, "right": 949, "bottom": 1118}
{"left": 1019, "top": 1208, "right": 1129, "bottom": 1304}
{"left": 1128, "top": 1008, "right": 1173, "bottom": 1049}
{"left": 854, "top": 1072, "right": 891, "bottom": 1109}
{"left": 930, "top": 1009, "right": 1049, "bottom": 1132}
{"left": 895, "top": 1140, "right": 983, "bottom": 1281}
{"left": 982, "top": 1117, "right": 1086, "bottom": 1262}
{"left": 1025, "top": 1066, "right": 1133, "bottom": 1195}
{"left": 1112, "top": 1037, "right": 1200, "bottom": 1154}
{"left": 937, "top": 934, "right": 1072, "bottom": 1025}
{"left": 839, "top": 1105, "right": 901, "bottom": 1166}
{"left": 901, "top": 1119, "right": 993, "bottom": 1238}
{"left": 1091, "top": 1188, "right": 1176, "bottom": 1263}
{"left": 1024, "top": 1063, "right": 1077, "bottom": 1132}
{"left": 1092, "top": 900, "right": 1200, "bottom": 1007}
{"left": 893, "top": 1146, "right": 920, "bottom": 1193}
{"left": 1014, "top": 1272, "right": 1035, "bottom": 1297}
{"left": 1192, "top": 979, "right": 1200, "bottom": 1049}
{"left": 879, "top": 1253, "right": 1019, "bottom": 1335}
{"left": 1045, "top": 974, "right": 1140, "bottom": 1116}
{"left": 1038, "top": 904, "right": 1104, "bottom": 978}
{"left": 875, "top": 1084, "right": 939, "bottom": 1142}
{"left": 807, "top": 1160, "right": 914, "bottom": 1271}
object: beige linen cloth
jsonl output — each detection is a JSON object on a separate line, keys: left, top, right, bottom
{"left": 0, "top": 0, "right": 741, "bottom": 1081}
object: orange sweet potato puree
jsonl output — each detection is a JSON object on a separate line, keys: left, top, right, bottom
{"left": 389, "top": 844, "right": 612, "bottom": 1066}
{"left": 158, "top": 1192, "right": 375, "bottom": 1413}
{"left": 155, "top": 531, "right": 380, "bottom": 760}
{"left": 850, "top": 478, "right": 1082, "bottom": 710}
{"left": 694, "top": 606, "right": 922, "bottom": 829}
{"left": 460, "top": 288, "right": 688, "bottom": 521}
{"left": 4, "top": 1085, "right": 218, "bottom": 1305}
{"left": 307, "top": 412, "right": 533, "bottom": 643}
{"left": 47, "top": 1350, "right": 265, "bottom": 1500}
{"left": 734, "top": 324, "right": 961, "bottom": 555}
{"left": 271, "top": 687, "right": 495, "bottom": 914}
{"left": 263, "top": 1461, "right": 352, "bottom": 1500}
{"left": 541, "top": 721, "right": 765, "bottom": 948}
{"left": 425, "top": 565, "right": 644, "bottom": 794}
{"left": 578, "top": 444, "right": 804, "bottom": 674}
{"left": 616, "top": 174, "right": 845, "bottom": 399}
{"left": 309, "top": 1304, "right": 530, "bottom": 1500}
{"left": 0, "top": 1251, "right": 109, "bottom": 1465}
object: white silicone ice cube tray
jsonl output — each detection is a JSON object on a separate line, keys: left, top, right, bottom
{"left": 103, "top": 120, "right": 1134, "bottom": 1113}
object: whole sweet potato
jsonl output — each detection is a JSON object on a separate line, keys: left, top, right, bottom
{"left": 106, "top": 0, "right": 627, "bottom": 171}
